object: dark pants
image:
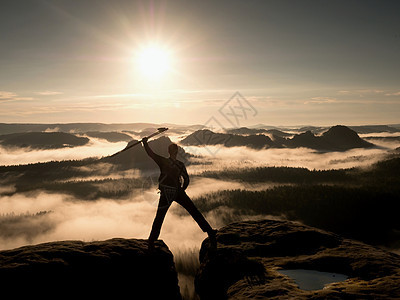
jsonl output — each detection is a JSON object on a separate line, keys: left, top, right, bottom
{"left": 148, "top": 188, "right": 212, "bottom": 242}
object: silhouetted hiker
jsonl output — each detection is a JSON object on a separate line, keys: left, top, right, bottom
{"left": 142, "top": 137, "right": 217, "bottom": 251}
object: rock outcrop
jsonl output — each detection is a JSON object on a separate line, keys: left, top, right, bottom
{"left": 104, "top": 136, "right": 189, "bottom": 170}
{"left": 181, "top": 125, "right": 374, "bottom": 151}
{"left": 285, "top": 125, "right": 374, "bottom": 150}
{"left": 180, "top": 129, "right": 274, "bottom": 149}
{"left": 0, "top": 238, "right": 181, "bottom": 299}
{"left": 195, "top": 219, "right": 400, "bottom": 299}
{"left": 320, "top": 125, "right": 374, "bottom": 150}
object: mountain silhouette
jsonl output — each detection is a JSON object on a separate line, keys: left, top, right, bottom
{"left": 180, "top": 129, "right": 273, "bottom": 149}
{"left": 181, "top": 125, "right": 374, "bottom": 151}
{"left": 1, "top": 122, "right": 398, "bottom": 136}
{"left": 226, "top": 127, "right": 267, "bottom": 135}
{"left": 0, "top": 122, "right": 206, "bottom": 135}
{"left": 266, "top": 129, "right": 293, "bottom": 137}
{"left": 226, "top": 127, "right": 293, "bottom": 138}
{"left": 84, "top": 131, "right": 132, "bottom": 143}
{"left": 349, "top": 125, "right": 400, "bottom": 134}
{"left": 104, "top": 136, "right": 189, "bottom": 170}
{"left": 321, "top": 125, "right": 374, "bottom": 150}
{"left": 286, "top": 125, "right": 374, "bottom": 151}
{"left": 0, "top": 132, "right": 89, "bottom": 149}
{"left": 287, "top": 130, "right": 322, "bottom": 149}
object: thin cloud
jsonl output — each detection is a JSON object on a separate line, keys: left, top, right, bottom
{"left": 0, "top": 91, "right": 35, "bottom": 102}
{"left": 0, "top": 91, "right": 17, "bottom": 99}
{"left": 385, "top": 91, "right": 400, "bottom": 96}
{"left": 338, "top": 89, "right": 385, "bottom": 96}
{"left": 35, "top": 91, "right": 63, "bottom": 96}
{"left": 304, "top": 97, "right": 338, "bottom": 105}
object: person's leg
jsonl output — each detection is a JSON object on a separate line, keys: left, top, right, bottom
{"left": 148, "top": 194, "right": 171, "bottom": 249}
{"left": 175, "top": 190, "right": 217, "bottom": 247}
{"left": 175, "top": 190, "right": 214, "bottom": 234}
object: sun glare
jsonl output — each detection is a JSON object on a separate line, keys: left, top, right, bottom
{"left": 135, "top": 45, "right": 172, "bottom": 80}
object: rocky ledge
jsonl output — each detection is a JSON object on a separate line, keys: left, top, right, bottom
{"left": 0, "top": 238, "right": 181, "bottom": 299}
{"left": 195, "top": 219, "right": 400, "bottom": 299}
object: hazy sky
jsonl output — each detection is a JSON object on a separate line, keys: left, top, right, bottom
{"left": 1, "top": 0, "right": 399, "bottom": 126}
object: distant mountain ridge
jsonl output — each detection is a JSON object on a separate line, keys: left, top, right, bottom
{"left": 226, "top": 127, "right": 293, "bottom": 137}
{"left": 0, "top": 122, "right": 204, "bottom": 135}
{"left": 180, "top": 129, "right": 274, "bottom": 149}
{"left": 349, "top": 125, "right": 400, "bottom": 134}
{"left": 0, "top": 123, "right": 160, "bottom": 134}
{"left": 0, "top": 122, "right": 399, "bottom": 136}
{"left": 0, "top": 132, "right": 89, "bottom": 149}
{"left": 0, "top": 125, "right": 377, "bottom": 152}
{"left": 287, "top": 125, "right": 374, "bottom": 151}
{"left": 84, "top": 131, "right": 132, "bottom": 143}
{"left": 181, "top": 125, "right": 375, "bottom": 151}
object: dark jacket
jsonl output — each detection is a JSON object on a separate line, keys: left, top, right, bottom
{"left": 143, "top": 141, "right": 189, "bottom": 190}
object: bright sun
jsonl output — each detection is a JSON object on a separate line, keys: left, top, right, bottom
{"left": 135, "top": 45, "right": 172, "bottom": 80}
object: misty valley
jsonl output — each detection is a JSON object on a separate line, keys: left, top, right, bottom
{"left": 1, "top": 122, "right": 400, "bottom": 299}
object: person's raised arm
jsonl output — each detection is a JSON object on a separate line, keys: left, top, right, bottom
{"left": 142, "top": 137, "right": 162, "bottom": 166}
{"left": 181, "top": 165, "right": 190, "bottom": 190}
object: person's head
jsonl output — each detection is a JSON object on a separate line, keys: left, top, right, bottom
{"left": 168, "top": 143, "right": 178, "bottom": 158}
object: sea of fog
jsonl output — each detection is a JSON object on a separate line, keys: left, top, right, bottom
{"left": 0, "top": 132, "right": 394, "bottom": 252}
{"left": 1, "top": 132, "right": 399, "bottom": 169}
{"left": 0, "top": 138, "right": 127, "bottom": 166}
{"left": 0, "top": 176, "right": 275, "bottom": 251}
{"left": 0, "top": 131, "right": 399, "bottom": 250}
{"left": 1, "top": 132, "right": 399, "bottom": 299}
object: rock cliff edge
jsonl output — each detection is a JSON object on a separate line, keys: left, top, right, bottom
{"left": 195, "top": 219, "right": 400, "bottom": 299}
{"left": 0, "top": 238, "right": 181, "bottom": 299}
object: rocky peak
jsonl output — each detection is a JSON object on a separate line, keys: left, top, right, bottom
{"left": 0, "top": 238, "right": 181, "bottom": 299}
{"left": 195, "top": 219, "right": 400, "bottom": 299}
{"left": 323, "top": 125, "right": 360, "bottom": 140}
{"left": 321, "top": 125, "right": 373, "bottom": 150}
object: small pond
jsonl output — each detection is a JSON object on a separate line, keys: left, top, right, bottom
{"left": 278, "top": 269, "right": 348, "bottom": 291}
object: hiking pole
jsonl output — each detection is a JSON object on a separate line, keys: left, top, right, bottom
{"left": 110, "top": 127, "right": 168, "bottom": 157}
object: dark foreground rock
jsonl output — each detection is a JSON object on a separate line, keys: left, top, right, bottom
{"left": 195, "top": 219, "right": 400, "bottom": 299}
{"left": 0, "top": 238, "right": 181, "bottom": 299}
